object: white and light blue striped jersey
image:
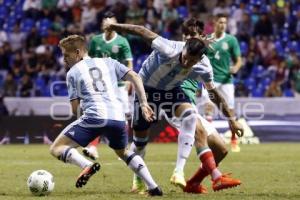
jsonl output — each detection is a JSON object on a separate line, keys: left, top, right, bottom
{"left": 66, "top": 56, "right": 130, "bottom": 121}
{"left": 139, "top": 36, "right": 213, "bottom": 91}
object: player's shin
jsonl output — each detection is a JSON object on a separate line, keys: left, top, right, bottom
{"left": 58, "top": 147, "right": 93, "bottom": 169}
{"left": 197, "top": 147, "right": 221, "bottom": 181}
{"left": 129, "top": 135, "right": 148, "bottom": 159}
{"left": 121, "top": 151, "right": 158, "bottom": 190}
{"left": 175, "top": 109, "right": 197, "bottom": 172}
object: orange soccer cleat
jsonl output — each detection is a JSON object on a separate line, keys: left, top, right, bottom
{"left": 76, "top": 162, "right": 101, "bottom": 188}
{"left": 183, "top": 182, "right": 208, "bottom": 194}
{"left": 212, "top": 173, "right": 241, "bottom": 191}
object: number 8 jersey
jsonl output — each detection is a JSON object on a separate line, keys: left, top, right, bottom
{"left": 66, "top": 56, "right": 130, "bottom": 121}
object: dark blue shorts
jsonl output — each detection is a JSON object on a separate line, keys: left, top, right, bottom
{"left": 63, "top": 117, "right": 127, "bottom": 150}
{"left": 132, "top": 86, "right": 191, "bottom": 131}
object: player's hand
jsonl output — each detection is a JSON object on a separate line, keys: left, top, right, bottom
{"left": 199, "top": 35, "right": 215, "bottom": 50}
{"left": 141, "top": 104, "right": 155, "bottom": 122}
{"left": 229, "top": 120, "right": 244, "bottom": 137}
{"left": 230, "top": 66, "right": 239, "bottom": 74}
{"left": 103, "top": 18, "right": 115, "bottom": 31}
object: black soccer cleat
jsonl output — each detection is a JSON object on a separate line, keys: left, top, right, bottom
{"left": 76, "top": 162, "right": 101, "bottom": 188}
{"left": 147, "top": 186, "right": 163, "bottom": 196}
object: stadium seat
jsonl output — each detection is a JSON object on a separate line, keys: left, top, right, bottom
{"left": 134, "top": 54, "right": 148, "bottom": 73}
{"left": 177, "top": 6, "right": 188, "bottom": 19}
{"left": 0, "top": 6, "right": 8, "bottom": 19}
{"left": 244, "top": 77, "right": 256, "bottom": 91}
{"left": 283, "top": 89, "right": 294, "bottom": 97}
{"left": 251, "top": 87, "right": 264, "bottom": 97}
{"left": 3, "top": 0, "right": 14, "bottom": 8}
{"left": 261, "top": 77, "right": 272, "bottom": 89}
{"left": 240, "top": 41, "right": 248, "bottom": 56}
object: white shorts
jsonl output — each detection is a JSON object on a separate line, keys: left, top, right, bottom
{"left": 159, "top": 109, "right": 217, "bottom": 136}
{"left": 199, "top": 83, "right": 235, "bottom": 109}
{"left": 197, "top": 114, "right": 218, "bottom": 136}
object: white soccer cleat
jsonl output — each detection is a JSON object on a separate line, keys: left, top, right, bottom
{"left": 82, "top": 146, "right": 99, "bottom": 160}
{"left": 170, "top": 169, "right": 186, "bottom": 189}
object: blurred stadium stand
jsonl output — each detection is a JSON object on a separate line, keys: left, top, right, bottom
{"left": 0, "top": 0, "right": 299, "bottom": 98}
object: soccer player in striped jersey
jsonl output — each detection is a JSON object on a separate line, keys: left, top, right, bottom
{"left": 104, "top": 19, "right": 243, "bottom": 193}
{"left": 49, "top": 35, "right": 162, "bottom": 196}
{"left": 83, "top": 11, "right": 134, "bottom": 160}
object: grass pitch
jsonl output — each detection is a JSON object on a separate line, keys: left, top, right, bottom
{"left": 0, "top": 143, "right": 300, "bottom": 200}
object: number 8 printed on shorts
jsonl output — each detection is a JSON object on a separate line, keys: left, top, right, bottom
{"left": 89, "top": 67, "right": 107, "bottom": 92}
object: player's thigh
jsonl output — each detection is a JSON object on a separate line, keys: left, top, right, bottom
{"left": 218, "top": 83, "right": 235, "bottom": 109}
{"left": 62, "top": 119, "right": 100, "bottom": 148}
{"left": 102, "top": 120, "right": 128, "bottom": 150}
{"left": 52, "top": 119, "right": 83, "bottom": 148}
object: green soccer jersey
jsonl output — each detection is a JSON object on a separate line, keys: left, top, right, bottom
{"left": 89, "top": 33, "right": 133, "bottom": 86}
{"left": 181, "top": 79, "right": 198, "bottom": 105}
{"left": 88, "top": 33, "right": 133, "bottom": 63}
{"left": 207, "top": 33, "right": 241, "bottom": 84}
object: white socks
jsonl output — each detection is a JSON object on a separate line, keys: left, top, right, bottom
{"left": 62, "top": 147, "right": 93, "bottom": 169}
{"left": 126, "top": 151, "right": 157, "bottom": 190}
{"left": 175, "top": 111, "right": 197, "bottom": 172}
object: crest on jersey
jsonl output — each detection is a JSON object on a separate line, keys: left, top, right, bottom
{"left": 222, "top": 42, "right": 229, "bottom": 50}
{"left": 112, "top": 45, "right": 119, "bottom": 53}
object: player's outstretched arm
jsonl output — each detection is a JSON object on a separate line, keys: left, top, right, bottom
{"left": 123, "top": 71, "right": 155, "bottom": 122}
{"left": 205, "top": 83, "right": 244, "bottom": 137}
{"left": 103, "top": 19, "right": 158, "bottom": 43}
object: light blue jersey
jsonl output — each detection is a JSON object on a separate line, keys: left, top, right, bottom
{"left": 66, "top": 56, "right": 130, "bottom": 121}
{"left": 139, "top": 36, "right": 213, "bottom": 91}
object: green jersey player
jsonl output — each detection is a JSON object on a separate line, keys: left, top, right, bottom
{"left": 206, "top": 13, "right": 242, "bottom": 152}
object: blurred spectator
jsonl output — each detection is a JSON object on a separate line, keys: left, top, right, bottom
{"left": 57, "top": 0, "right": 76, "bottom": 23}
{"left": 25, "top": 51, "right": 39, "bottom": 77}
{"left": 144, "top": 0, "right": 160, "bottom": 31}
{"left": 162, "top": 1, "right": 179, "bottom": 36}
{"left": 42, "top": 0, "right": 58, "bottom": 10}
{"left": 126, "top": 0, "right": 145, "bottom": 25}
{"left": 269, "top": 3, "right": 285, "bottom": 34}
{"left": 81, "top": 1, "right": 97, "bottom": 33}
{"left": 232, "top": 2, "right": 246, "bottom": 25}
{"left": 25, "top": 27, "right": 42, "bottom": 50}
{"left": 254, "top": 13, "right": 273, "bottom": 37}
{"left": 0, "top": 31, "right": 8, "bottom": 48}
{"left": 257, "top": 36, "right": 275, "bottom": 59}
{"left": 23, "top": 0, "right": 42, "bottom": 19}
{"left": 111, "top": 1, "right": 128, "bottom": 23}
{"left": 292, "top": 67, "right": 300, "bottom": 98}
{"left": 237, "top": 13, "right": 252, "bottom": 42}
{"left": 19, "top": 74, "right": 33, "bottom": 97}
{"left": 0, "top": 96, "right": 8, "bottom": 116}
{"left": 212, "top": 0, "right": 229, "bottom": 16}
{"left": 8, "top": 25, "right": 26, "bottom": 52}
{"left": 265, "top": 81, "right": 282, "bottom": 97}
{"left": 3, "top": 72, "right": 17, "bottom": 97}
{"left": 0, "top": 45, "right": 10, "bottom": 69}
{"left": 203, "top": 14, "right": 214, "bottom": 34}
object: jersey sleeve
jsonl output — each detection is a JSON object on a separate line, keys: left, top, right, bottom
{"left": 151, "top": 36, "right": 183, "bottom": 57}
{"left": 121, "top": 38, "right": 133, "bottom": 60}
{"left": 194, "top": 56, "right": 214, "bottom": 84}
{"left": 231, "top": 36, "right": 241, "bottom": 58}
{"left": 103, "top": 58, "right": 130, "bottom": 80}
{"left": 66, "top": 71, "right": 79, "bottom": 100}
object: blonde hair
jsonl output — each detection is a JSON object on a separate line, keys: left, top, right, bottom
{"left": 59, "top": 35, "right": 87, "bottom": 52}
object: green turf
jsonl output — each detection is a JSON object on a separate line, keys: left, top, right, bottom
{"left": 0, "top": 143, "right": 300, "bottom": 200}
